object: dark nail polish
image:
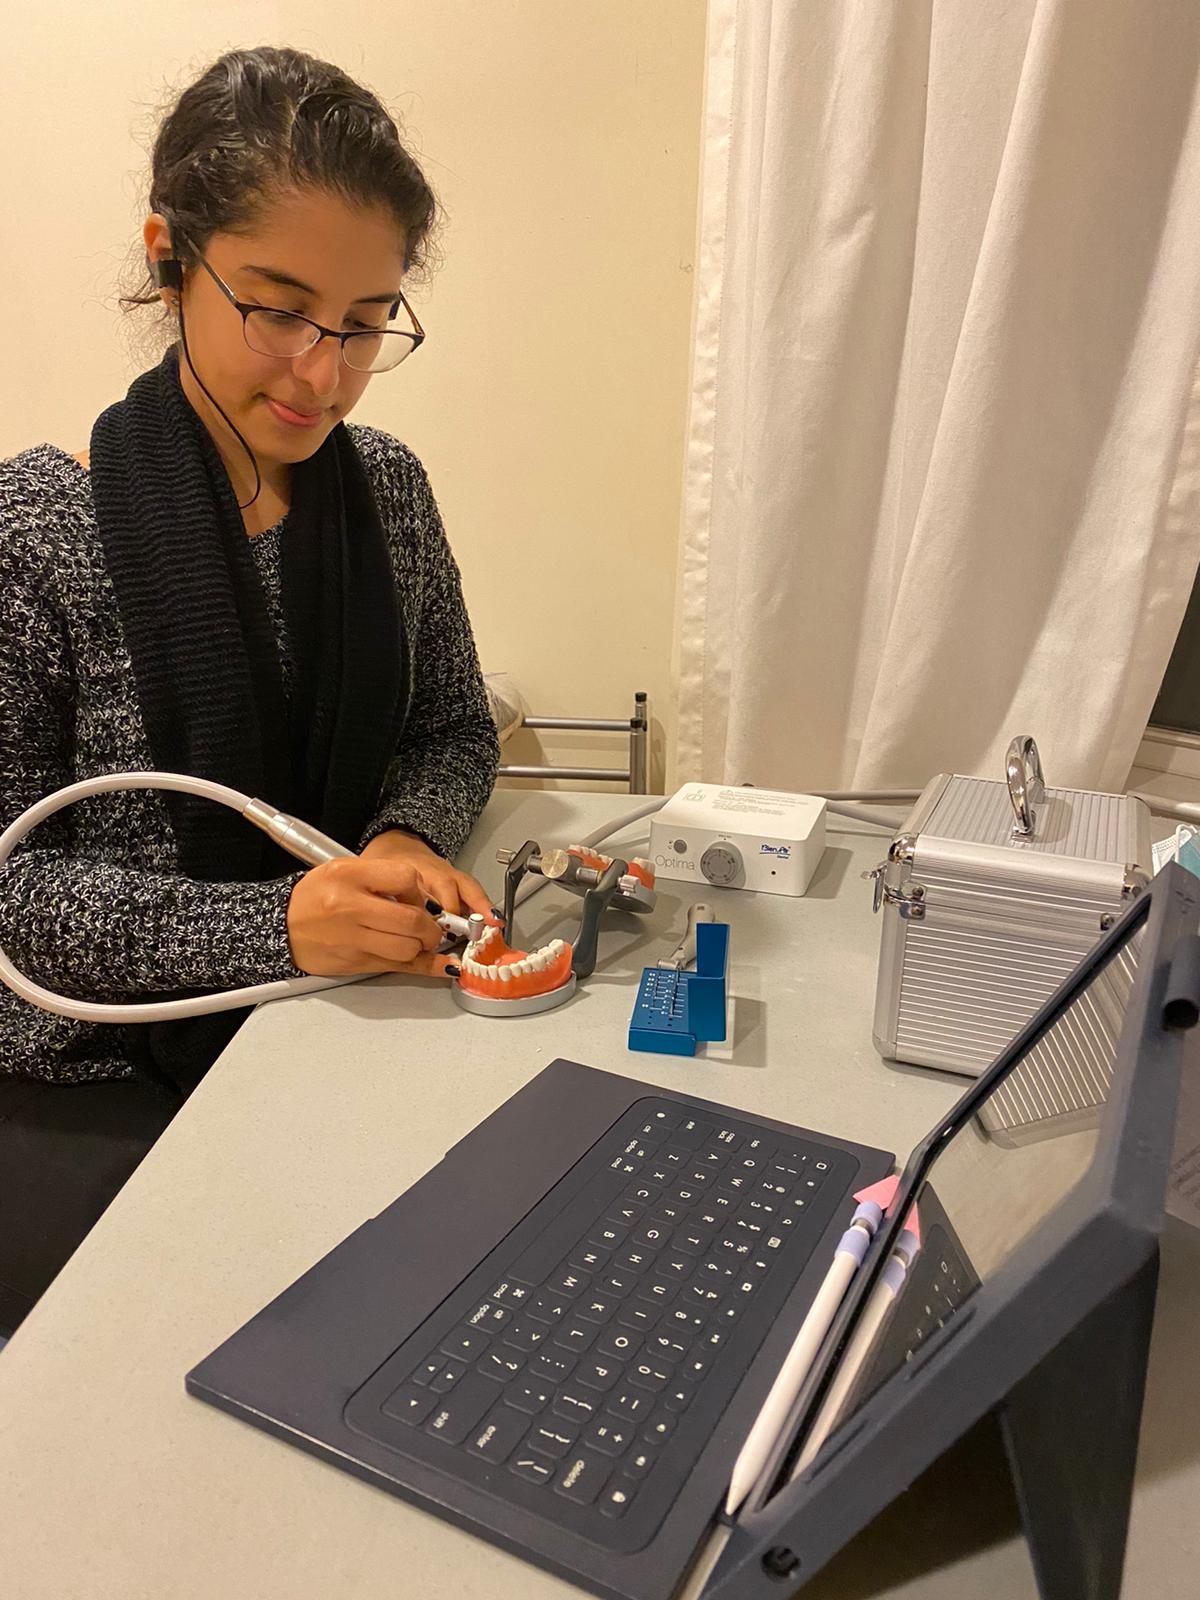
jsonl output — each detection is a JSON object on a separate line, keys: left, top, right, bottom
{"left": 490, "top": 906, "right": 505, "bottom": 921}
{"left": 445, "top": 963, "right": 461, "bottom": 978}
{"left": 426, "top": 898, "right": 444, "bottom": 915}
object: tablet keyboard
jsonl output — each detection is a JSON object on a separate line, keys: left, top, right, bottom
{"left": 345, "top": 1096, "right": 860, "bottom": 1553}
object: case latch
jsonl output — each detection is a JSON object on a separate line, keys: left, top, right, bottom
{"left": 863, "top": 866, "right": 927, "bottom": 920}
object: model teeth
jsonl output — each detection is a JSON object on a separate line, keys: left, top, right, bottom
{"left": 459, "top": 937, "right": 568, "bottom": 983}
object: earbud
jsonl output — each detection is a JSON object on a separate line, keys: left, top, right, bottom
{"left": 150, "top": 258, "right": 183, "bottom": 291}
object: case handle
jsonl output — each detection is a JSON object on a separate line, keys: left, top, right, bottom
{"left": 1006, "top": 735, "right": 1046, "bottom": 838}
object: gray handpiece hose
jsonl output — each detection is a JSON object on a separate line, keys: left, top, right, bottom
{"left": 657, "top": 902, "right": 716, "bottom": 970}
{"left": 0, "top": 772, "right": 362, "bottom": 1024}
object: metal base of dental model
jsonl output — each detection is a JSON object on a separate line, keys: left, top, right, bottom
{"left": 452, "top": 971, "right": 578, "bottom": 1017}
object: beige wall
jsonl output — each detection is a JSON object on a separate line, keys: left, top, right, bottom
{"left": 1, "top": 3, "right": 708, "bottom": 796}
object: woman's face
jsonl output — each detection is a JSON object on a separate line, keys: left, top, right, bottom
{"left": 144, "top": 187, "right": 408, "bottom": 488}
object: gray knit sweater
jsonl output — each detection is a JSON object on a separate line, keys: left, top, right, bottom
{"left": 0, "top": 425, "right": 498, "bottom": 1082}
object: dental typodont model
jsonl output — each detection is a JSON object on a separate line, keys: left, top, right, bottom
{"left": 445, "top": 839, "right": 658, "bottom": 1017}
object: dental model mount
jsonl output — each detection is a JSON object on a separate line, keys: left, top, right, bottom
{"left": 444, "top": 840, "right": 658, "bottom": 1018}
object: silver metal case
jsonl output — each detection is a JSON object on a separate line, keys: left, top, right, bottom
{"left": 867, "top": 737, "right": 1151, "bottom": 1075}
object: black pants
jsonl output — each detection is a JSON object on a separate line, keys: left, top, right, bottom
{"left": 0, "top": 1074, "right": 180, "bottom": 1336}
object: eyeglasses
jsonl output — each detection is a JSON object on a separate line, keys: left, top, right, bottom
{"left": 188, "top": 252, "right": 425, "bottom": 374}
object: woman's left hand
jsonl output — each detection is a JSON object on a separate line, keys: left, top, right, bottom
{"left": 359, "top": 829, "right": 498, "bottom": 920}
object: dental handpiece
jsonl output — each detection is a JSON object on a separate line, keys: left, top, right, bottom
{"left": 244, "top": 803, "right": 487, "bottom": 951}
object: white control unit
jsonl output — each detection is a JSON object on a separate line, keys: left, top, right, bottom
{"left": 648, "top": 783, "right": 826, "bottom": 897}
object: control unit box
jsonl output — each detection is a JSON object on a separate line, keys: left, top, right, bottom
{"left": 648, "top": 783, "right": 826, "bottom": 896}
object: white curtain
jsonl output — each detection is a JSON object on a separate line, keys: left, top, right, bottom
{"left": 674, "top": 0, "right": 1200, "bottom": 795}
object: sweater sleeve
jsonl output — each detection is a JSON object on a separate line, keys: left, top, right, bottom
{"left": 356, "top": 441, "right": 499, "bottom": 860}
{"left": 0, "top": 543, "right": 306, "bottom": 1008}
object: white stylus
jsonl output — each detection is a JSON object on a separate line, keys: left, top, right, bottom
{"left": 724, "top": 1198, "right": 884, "bottom": 1516}
{"left": 790, "top": 1225, "right": 921, "bottom": 1478}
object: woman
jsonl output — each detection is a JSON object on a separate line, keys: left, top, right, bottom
{"left": 0, "top": 46, "right": 499, "bottom": 1333}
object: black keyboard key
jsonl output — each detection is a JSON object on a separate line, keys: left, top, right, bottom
{"left": 608, "top": 1201, "right": 645, "bottom": 1227}
{"left": 633, "top": 1221, "right": 670, "bottom": 1249}
{"left": 637, "top": 1277, "right": 681, "bottom": 1307}
{"left": 682, "top": 1167, "right": 714, "bottom": 1189}
{"left": 688, "top": 1283, "right": 725, "bottom": 1309}
{"left": 682, "top": 1352, "right": 713, "bottom": 1382}
{"left": 597, "top": 1327, "right": 641, "bottom": 1362}
{"left": 526, "top": 1421, "right": 578, "bottom": 1459}
{"left": 504, "top": 1377, "right": 553, "bottom": 1414}
{"left": 477, "top": 1349, "right": 525, "bottom": 1383}
{"left": 467, "top": 1404, "right": 529, "bottom": 1463}
{"left": 503, "top": 1315, "right": 550, "bottom": 1353}
{"left": 576, "top": 1293, "right": 617, "bottom": 1325}
{"left": 430, "top": 1358, "right": 468, "bottom": 1393}
{"left": 569, "top": 1243, "right": 610, "bottom": 1273}
{"left": 621, "top": 1181, "right": 661, "bottom": 1207}
{"left": 490, "top": 1279, "right": 535, "bottom": 1308}
{"left": 510, "top": 1452, "right": 554, "bottom": 1485}
{"left": 425, "top": 1371, "right": 502, "bottom": 1445}
{"left": 695, "top": 1146, "right": 729, "bottom": 1170}
{"left": 649, "top": 1199, "right": 686, "bottom": 1226}
{"left": 589, "top": 1221, "right": 629, "bottom": 1251}
{"left": 412, "top": 1356, "right": 442, "bottom": 1386}
{"left": 657, "top": 1146, "right": 690, "bottom": 1169}
{"left": 529, "top": 1290, "right": 571, "bottom": 1324}
{"left": 576, "top": 1357, "right": 621, "bottom": 1393}
{"left": 382, "top": 1383, "right": 438, "bottom": 1426}
{"left": 466, "top": 1300, "right": 512, "bottom": 1333}
{"left": 657, "top": 1254, "right": 693, "bottom": 1281}
{"left": 555, "top": 1450, "right": 612, "bottom": 1506}
{"left": 531, "top": 1350, "right": 576, "bottom": 1384}
{"left": 757, "top": 1177, "right": 791, "bottom": 1199}
{"left": 440, "top": 1327, "right": 492, "bottom": 1363}
{"left": 665, "top": 1305, "right": 708, "bottom": 1336}
{"left": 712, "top": 1127, "right": 744, "bottom": 1151}
{"left": 584, "top": 1416, "right": 634, "bottom": 1455}
{"left": 628, "top": 1360, "right": 672, "bottom": 1394}
{"left": 671, "top": 1226, "right": 711, "bottom": 1255}
{"left": 554, "top": 1387, "right": 600, "bottom": 1424}
{"left": 617, "top": 1302, "right": 660, "bottom": 1334}
{"left": 608, "top": 1388, "right": 654, "bottom": 1423}
{"left": 616, "top": 1246, "right": 656, "bottom": 1273}
{"left": 624, "top": 1443, "right": 657, "bottom": 1478}
{"left": 638, "top": 1109, "right": 680, "bottom": 1135}
{"left": 599, "top": 1269, "right": 637, "bottom": 1298}
{"left": 648, "top": 1334, "right": 689, "bottom": 1363}
{"left": 599, "top": 1478, "right": 639, "bottom": 1518}
{"left": 698, "top": 1253, "right": 736, "bottom": 1282}
{"left": 554, "top": 1317, "right": 600, "bottom": 1354}
{"left": 670, "top": 1117, "right": 710, "bottom": 1148}
{"left": 643, "top": 1411, "right": 677, "bottom": 1444}
{"left": 663, "top": 1382, "right": 695, "bottom": 1413}
{"left": 548, "top": 1267, "right": 590, "bottom": 1299}
{"left": 732, "top": 1149, "right": 772, "bottom": 1175}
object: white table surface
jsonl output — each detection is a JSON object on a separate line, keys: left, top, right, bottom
{"left": 0, "top": 789, "right": 1196, "bottom": 1599}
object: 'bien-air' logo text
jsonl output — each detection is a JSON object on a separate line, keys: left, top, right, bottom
{"left": 760, "top": 844, "right": 791, "bottom": 858}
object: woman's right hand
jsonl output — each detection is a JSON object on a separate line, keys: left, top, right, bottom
{"left": 286, "top": 857, "right": 456, "bottom": 978}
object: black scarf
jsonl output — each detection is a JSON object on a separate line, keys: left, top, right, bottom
{"left": 89, "top": 345, "right": 407, "bottom": 1094}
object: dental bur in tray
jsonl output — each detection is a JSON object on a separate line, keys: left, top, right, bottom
{"left": 628, "top": 920, "right": 729, "bottom": 1057}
